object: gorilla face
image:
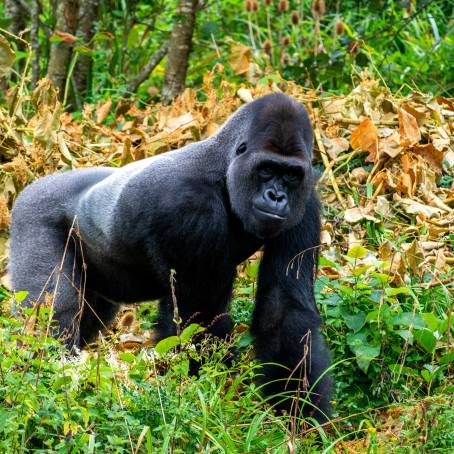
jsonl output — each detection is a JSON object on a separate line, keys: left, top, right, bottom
{"left": 227, "top": 95, "right": 314, "bottom": 239}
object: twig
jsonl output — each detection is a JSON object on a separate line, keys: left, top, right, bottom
{"left": 126, "top": 43, "right": 169, "bottom": 95}
{"left": 314, "top": 126, "right": 346, "bottom": 208}
{"left": 337, "top": 117, "right": 398, "bottom": 126}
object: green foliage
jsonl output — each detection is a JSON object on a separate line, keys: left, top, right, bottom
{"left": 317, "top": 249, "right": 452, "bottom": 416}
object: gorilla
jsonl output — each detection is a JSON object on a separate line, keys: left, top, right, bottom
{"left": 10, "top": 93, "right": 331, "bottom": 422}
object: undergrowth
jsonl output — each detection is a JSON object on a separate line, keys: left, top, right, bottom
{"left": 1, "top": 247, "right": 452, "bottom": 453}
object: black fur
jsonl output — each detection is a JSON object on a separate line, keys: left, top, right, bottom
{"left": 9, "top": 93, "right": 332, "bottom": 422}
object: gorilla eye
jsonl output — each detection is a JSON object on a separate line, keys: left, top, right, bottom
{"left": 236, "top": 142, "right": 247, "bottom": 155}
{"left": 258, "top": 168, "right": 274, "bottom": 181}
{"left": 283, "top": 173, "right": 301, "bottom": 184}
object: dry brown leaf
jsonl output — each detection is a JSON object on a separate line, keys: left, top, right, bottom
{"left": 324, "top": 137, "right": 349, "bottom": 160}
{"left": 237, "top": 87, "right": 253, "bottom": 103}
{"left": 0, "top": 35, "right": 15, "bottom": 78}
{"left": 403, "top": 240, "right": 424, "bottom": 276}
{"left": 350, "top": 118, "right": 378, "bottom": 162}
{"left": 379, "top": 132, "right": 402, "bottom": 158}
{"left": 344, "top": 206, "right": 377, "bottom": 223}
{"left": 412, "top": 143, "right": 444, "bottom": 170}
{"left": 399, "top": 198, "right": 442, "bottom": 218}
{"left": 52, "top": 31, "right": 78, "bottom": 43}
{"left": 398, "top": 108, "right": 421, "bottom": 147}
{"left": 229, "top": 43, "right": 252, "bottom": 75}
{"left": 350, "top": 167, "right": 368, "bottom": 184}
{"left": 96, "top": 99, "right": 112, "bottom": 123}
{"left": 164, "top": 112, "right": 196, "bottom": 132}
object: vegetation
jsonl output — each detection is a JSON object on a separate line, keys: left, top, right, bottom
{"left": 0, "top": 0, "right": 453, "bottom": 452}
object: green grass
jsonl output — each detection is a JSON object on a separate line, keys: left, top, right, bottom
{"left": 1, "top": 252, "right": 452, "bottom": 453}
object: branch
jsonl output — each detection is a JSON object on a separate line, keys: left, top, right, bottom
{"left": 126, "top": 43, "right": 169, "bottom": 95}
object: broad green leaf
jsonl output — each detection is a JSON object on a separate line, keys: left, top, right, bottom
{"left": 396, "top": 329, "right": 413, "bottom": 344}
{"left": 155, "top": 336, "right": 180, "bottom": 354}
{"left": 14, "top": 291, "right": 29, "bottom": 304}
{"left": 371, "top": 272, "right": 391, "bottom": 284}
{"left": 441, "top": 351, "right": 454, "bottom": 365}
{"left": 414, "top": 329, "right": 436, "bottom": 353}
{"left": 354, "top": 344, "right": 381, "bottom": 373}
{"left": 180, "top": 323, "right": 205, "bottom": 344}
{"left": 118, "top": 352, "right": 136, "bottom": 363}
{"left": 347, "top": 245, "right": 368, "bottom": 259}
{"left": 319, "top": 256, "right": 339, "bottom": 269}
{"left": 236, "top": 331, "right": 254, "bottom": 348}
{"left": 390, "top": 312, "right": 425, "bottom": 329}
{"left": 422, "top": 313, "right": 439, "bottom": 332}
{"left": 421, "top": 369, "right": 431, "bottom": 383}
{"left": 385, "top": 287, "right": 411, "bottom": 296}
{"left": 351, "top": 265, "right": 373, "bottom": 276}
{"left": 343, "top": 312, "right": 367, "bottom": 332}
{"left": 246, "top": 261, "right": 260, "bottom": 278}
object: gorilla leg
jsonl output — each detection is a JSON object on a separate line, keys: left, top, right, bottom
{"left": 79, "top": 294, "right": 120, "bottom": 347}
{"left": 10, "top": 221, "right": 87, "bottom": 348}
{"left": 252, "top": 305, "right": 332, "bottom": 422}
{"left": 252, "top": 211, "right": 332, "bottom": 423}
{"left": 10, "top": 220, "right": 118, "bottom": 349}
{"left": 154, "top": 270, "right": 235, "bottom": 341}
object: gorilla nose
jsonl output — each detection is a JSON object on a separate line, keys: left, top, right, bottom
{"left": 264, "top": 189, "right": 288, "bottom": 210}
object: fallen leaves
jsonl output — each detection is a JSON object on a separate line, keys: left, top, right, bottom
{"left": 350, "top": 118, "right": 379, "bottom": 162}
{"left": 0, "top": 35, "right": 15, "bottom": 78}
{"left": 398, "top": 108, "right": 421, "bottom": 147}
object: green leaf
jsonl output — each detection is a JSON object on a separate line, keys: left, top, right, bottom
{"left": 119, "top": 352, "right": 136, "bottom": 363}
{"left": 396, "top": 329, "right": 413, "bottom": 344}
{"left": 351, "top": 265, "right": 373, "bottom": 276}
{"left": 422, "top": 313, "right": 439, "bottom": 332}
{"left": 180, "top": 323, "right": 205, "bottom": 344}
{"left": 421, "top": 369, "right": 431, "bottom": 383}
{"left": 347, "top": 330, "right": 380, "bottom": 373}
{"left": 155, "top": 336, "right": 180, "bottom": 354}
{"left": 354, "top": 344, "right": 381, "bottom": 373}
{"left": 347, "top": 245, "right": 368, "bottom": 259}
{"left": 15, "top": 291, "right": 28, "bottom": 304}
{"left": 414, "top": 329, "right": 437, "bottom": 353}
{"left": 236, "top": 331, "right": 254, "bottom": 349}
{"left": 343, "top": 312, "right": 367, "bottom": 332}
{"left": 371, "top": 271, "right": 391, "bottom": 284}
{"left": 246, "top": 261, "right": 260, "bottom": 278}
{"left": 385, "top": 287, "right": 411, "bottom": 296}
{"left": 390, "top": 312, "right": 425, "bottom": 329}
{"left": 319, "top": 256, "right": 339, "bottom": 269}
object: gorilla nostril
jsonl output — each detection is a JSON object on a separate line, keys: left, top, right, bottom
{"left": 275, "top": 193, "right": 285, "bottom": 202}
{"left": 265, "top": 189, "right": 276, "bottom": 201}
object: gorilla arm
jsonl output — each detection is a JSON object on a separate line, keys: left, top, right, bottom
{"left": 251, "top": 192, "right": 332, "bottom": 422}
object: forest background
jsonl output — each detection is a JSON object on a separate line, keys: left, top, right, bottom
{"left": 0, "top": 0, "right": 453, "bottom": 452}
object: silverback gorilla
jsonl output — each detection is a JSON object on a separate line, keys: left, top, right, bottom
{"left": 10, "top": 93, "right": 331, "bottom": 421}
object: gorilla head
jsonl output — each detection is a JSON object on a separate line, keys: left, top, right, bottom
{"left": 226, "top": 94, "right": 315, "bottom": 238}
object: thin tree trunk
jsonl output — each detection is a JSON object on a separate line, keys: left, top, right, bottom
{"left": 73, "top": 0, "right": 99, "bottom": 100}
{"left": 161, "top": 0, "right": 198, "bottom": 104}
{"left": 47, "top": 0, "right": 80, "bottom": 100}
{"left": 126, "top": 44, "right": 169, "bottom": 95}
{"left": 5, "top": 0, "right": 27, "bottom": 36}
{"left": 31, "top": 1, "right": 40, "bottom": 88}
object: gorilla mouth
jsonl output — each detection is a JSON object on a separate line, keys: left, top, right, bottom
{"left": 253, "top": 206, "right": 287, "bottom": 220}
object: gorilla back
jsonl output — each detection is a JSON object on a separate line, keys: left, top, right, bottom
{"left": 10, "top": 93, "right": 332, "bottom": 422}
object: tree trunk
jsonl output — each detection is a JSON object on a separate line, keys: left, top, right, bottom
{"left": 5, "top": 0, "right": 27, "bottom": 36}
{"left": 161, "top": 0, "right": 198, "bottom": 104}
{"left": 73, "top": 0, "right": 99, "bottom": 100}
{"left": 31, "top": 1, "right": 40, "bottom": 88}
{"left": 47, "top": 0, "right": 80, "bottom": 100}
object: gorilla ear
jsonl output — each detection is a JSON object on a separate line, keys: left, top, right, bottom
{"left": 236, "top": 142, "right": 247, "bottom": 155}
